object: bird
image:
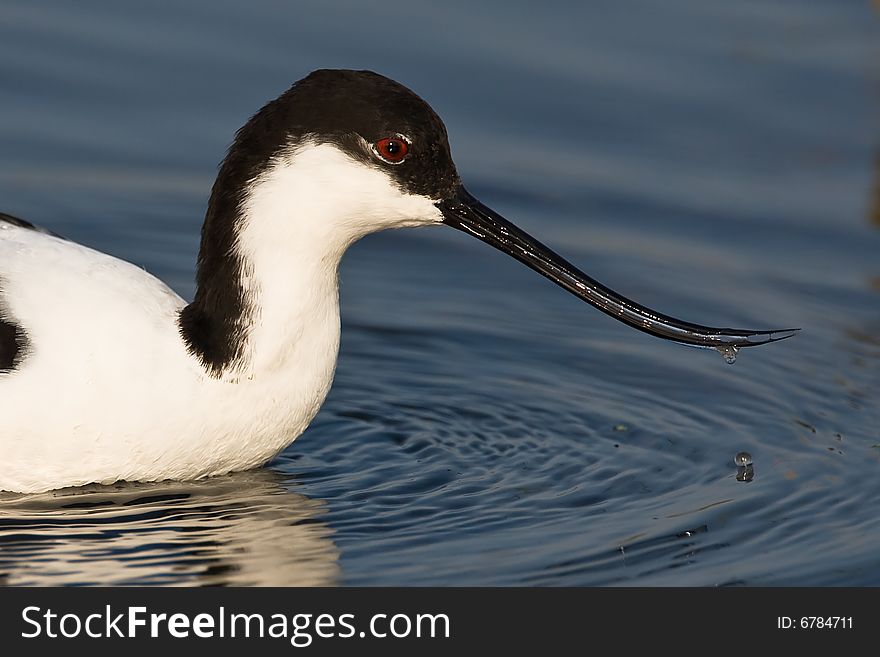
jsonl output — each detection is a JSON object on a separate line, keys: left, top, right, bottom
{"left": 0, "top": 69, "right": 798, "bottom": 494}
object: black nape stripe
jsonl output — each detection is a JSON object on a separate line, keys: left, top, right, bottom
{"left": 0, "top": 211, "right": 65, "bottom": 239}
{"left": 177, "top": 159, "right": 250, "bottom": 377}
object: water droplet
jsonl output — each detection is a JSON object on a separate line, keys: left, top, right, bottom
{"left": 734, "top": 451, "right": 753, "bottom": 467}
{"left": 716, "top": 345, "right": 738, "bottom": 364}
{"left": 736, "top": 464, "right": 755, "bottom": 482}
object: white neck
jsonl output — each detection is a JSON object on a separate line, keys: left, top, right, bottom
{"left": 230, "top": 142, "right": 442, "bottom": 376}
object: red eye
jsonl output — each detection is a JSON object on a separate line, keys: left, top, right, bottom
{"left": 373, "top": 136, "right": 409, "bottom": 163}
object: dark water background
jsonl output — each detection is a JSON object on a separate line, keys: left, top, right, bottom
{"left": 0, "top": 0, "right": 878, "bottom": 585}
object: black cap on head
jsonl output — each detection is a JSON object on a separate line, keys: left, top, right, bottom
{"left": 185, "top": 69, "right": 463, "bottom": 376}
{"left": 219, "top": 69, "right": 461, "bottom": 202}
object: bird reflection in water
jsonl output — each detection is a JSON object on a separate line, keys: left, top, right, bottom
{"left": 0, "top": 470, "right": 339, "bottom": 585}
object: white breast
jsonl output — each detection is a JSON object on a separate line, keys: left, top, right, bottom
{"left": 0, "top": 224, "right": 340, "bottom": 493}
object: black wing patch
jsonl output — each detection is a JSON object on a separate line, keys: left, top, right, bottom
{"left": 0, "top": 317, "right": 28, "bottom": 372}
{"left": 1, "top": 214, "right": 39, "bottom": 371}
{"left": 0, "top": 211, "right": 65, "bottom": 239}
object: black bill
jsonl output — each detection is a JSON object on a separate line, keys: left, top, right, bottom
{"left": 437, "top": 186, "right": 798, "bottom": 350}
